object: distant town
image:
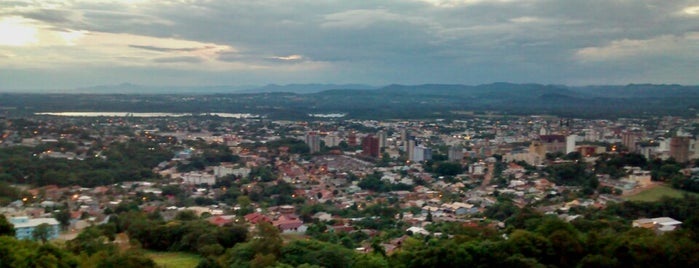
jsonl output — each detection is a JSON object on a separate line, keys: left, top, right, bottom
{"left": 1, "top": 108, "right": 699, "bottom": 267}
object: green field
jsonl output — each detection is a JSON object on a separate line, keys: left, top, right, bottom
{"left": 146, "top": 251, "right": 202, "bottom": 268}
{"left": 625, "top": 185, "right": 699, "bottom": 202}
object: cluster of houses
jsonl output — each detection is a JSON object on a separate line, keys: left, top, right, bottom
{"left": 2, "top": 114, "right": 697, "bottom": 244}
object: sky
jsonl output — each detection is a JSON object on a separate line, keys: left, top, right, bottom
{"left": 1, "top": 0, "right": 698, "bottom": 90}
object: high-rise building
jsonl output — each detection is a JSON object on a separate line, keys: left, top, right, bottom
{"left": 305, "top": 132, "right": 321, "bottom": 154}
{"left": 670, "top": 136, "right": 691, "bottom": 163}
{"left": 323, "top": 133, "right": 340, "bottom": 147}
{"left": 377, "top": 131, "right": 387, "bottom": 149}
{"left": 448, "top": 146, "right": 463, "bottom": 162}
{"left": 407, "top": 139, "right": 415, "bottom": 163}
{"left": 566, "top": 134, "right": 577, "bottom": 154}
{"left": 361, "top": 135, "right": 380, "bottom": 158}
{"left": 347, "top": 131, "right": 357, "bottom": 147}
{"left": 400, "top": 128, "right": 408, "bottom": 147}
{"left": 413, "top": 145, "right": 432, "bottom": 162}
{"left": 622, "top": 131, "right": 641, "bottom": 152}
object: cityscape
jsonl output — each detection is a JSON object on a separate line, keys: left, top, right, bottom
{"left": 1, "top": 108, "right": 698, "bottom": 267}
{"left": 2, "top": 0, "right": 699, "bottom": 267}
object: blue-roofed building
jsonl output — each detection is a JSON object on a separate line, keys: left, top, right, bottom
{"left": 10, "top": 216, "right": 61, "bottom": 241}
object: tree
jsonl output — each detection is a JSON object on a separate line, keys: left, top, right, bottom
{"left": 175, "top": 210, "right": 199, "bottom": 221}
{"left": 433, "top": 162, "right": 463, "bottom": 176}
{"left": 32, "top": 223, "right": 53, "bottom": 243}
{"left": 54, "top": 208, "right": 71, "bottom": 229}
{"left": 0, "top": 214, "right": 15, "bottom": 237}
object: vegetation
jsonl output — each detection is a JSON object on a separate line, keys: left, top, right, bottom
{"left": 3, "top": 84, "right": 699, "bottom": 120}
{"left": 0, "top": 141, "right": 172, "bottom": 187}
{"left": 625, "top": 185, "right": 699, "bottom": 202}
{"left": 146, "top": 251, "right": 202, "bottom": 268}
{"left": 2, "top": 194, "right": 699, "bottom": 267}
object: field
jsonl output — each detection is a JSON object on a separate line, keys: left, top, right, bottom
{"left": 624, "top": 185, "right": 699, "bottom": 202}
{"left": 146, "top": 251, "right": 202, "bottom": 268}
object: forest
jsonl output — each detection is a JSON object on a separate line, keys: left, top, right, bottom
{"left": 2, "top": 195, "right": 699, "bottom": 268}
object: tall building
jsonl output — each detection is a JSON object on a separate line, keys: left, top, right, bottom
{"left": 407, "top": 139, "right": 416, "bottom": 163}
{"left": 347, "top": 131, "right": 357, "bottom": 147}
{"left": 670, "top": 136, "right": 691, "bottom": 163}
{"left": 377, "top": 131, "right": 387, "bottom": 149}
{"left": 448, "top": 146, "right": 463, "bottom": 162}
{"left": 400, "top": 128, "right": 408, "bottom": 147}
{"left": 305, "top": 132, "right": 321, "bottom": 154}
{"left": 361, "top": 135, "right": 380, "bottom": 158}
{"left": 622, "top": 131, "right": 641, "bottom": 152}
{"left": 413, "top": 145, "right": 432, "bottom": 162}
{"left": 323, "top": 133, "right": 340, "bottom": 147}
{"left": 566, "top": 134, "right": 577, "bottom": 154}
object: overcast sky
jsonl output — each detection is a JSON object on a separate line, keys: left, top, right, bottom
{"left": 1, "top": 0, "right": 698, "bottom": 90}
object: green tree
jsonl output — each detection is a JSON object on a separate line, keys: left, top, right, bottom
{"left": 0, "top": 214, "right": 15, "bottom": 237}
{"left": 32, "top": 223, "right": 52, "bottom": 243}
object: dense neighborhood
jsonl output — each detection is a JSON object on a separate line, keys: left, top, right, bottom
{"left": 1, "top": 113, "right": 699, "bottom": 267}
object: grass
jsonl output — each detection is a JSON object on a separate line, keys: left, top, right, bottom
{"left": 146, "top": 251, "right": 202, "bottom": 268}
{"left": 624, "top": 185, "right": 699, "bottom": 202}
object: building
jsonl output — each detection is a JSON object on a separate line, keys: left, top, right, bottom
{"left": 400, "top": 128, "right": 408, "bottom": 146}
{"left": 182, "top": 172, "right": 216, "bottom": 185}
{"left": 305, "top": 132, "right": 321, "bottom": 154}
{"left": 10, "top": 216, "right": 60, "bottom": 241}
{"left": 361, "top": 135, "right": 380, "bottom": 158}
{"left": 691, "top": 138, "right": 699, "bottom": 160}
{"left": 323, "top": 134, "right": 340, "bottom": 147}
{"left": 622, "top": 131, "right": 642, "bottom": 152}
{"left": 539, "top": 135, "right": 566, "bottom": 154}
{"left": 407, "top": 139, "right": 416, "bottom": 162}
{"left": 529, "top": 140, "right": 546, "bottom": 157}
{"left": 347, "top": 131, "right": 358, "bottom": 147}
{"left": 213, "top": 166, "right": 251, "bottom": 178}
{"left": 412, "top": 145, "right": 432, "bottom": 162}
{"left": 627, "top": 167, "right": 652, "bottom": 186}
{"left": 633, "top": 217, "right": 682, "bottom": 233}
{"left": 448, "top": 146, "right": 463, "bottom": 162}
{"left": 670, "top": 136, "right": 691, "bottom": 163}
{"left": 377, "top": 131, "right": 387, "bottom": 149}
{"left": 566, "top": 135, "right": 577, "bottom": 154}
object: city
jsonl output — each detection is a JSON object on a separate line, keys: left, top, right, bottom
{"left": 1, "top": 111, "right": 698, "bottom": 267}
{"left": 3, "top": 0, "right": 699, "bottom": 267}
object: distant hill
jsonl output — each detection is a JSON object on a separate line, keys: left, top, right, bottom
{"left": 237, "top": 83, "right": 377, "bottom": 94}
{"left": 2, "top": 83, "right": 699, "bottom": 119}
{"left": 571, "top": 84, "right": 699, "bottom": 98}
{"left": 65, "top": 83, "right": 376, "bottom": 94}
{"left": 72, "top": 83, "right": 255, "bottom": 94}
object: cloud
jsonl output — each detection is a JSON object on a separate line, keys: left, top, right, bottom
{"left": 682, "top": 5, "right": 699, "bottom": 15}
{"left": 322, "top": 9, "right": 411, "bottom": 29}
{"left": 0, "top": 17, "right": 38, "bottom": 46}
{"left": 153, "top": 56, "right": 203, "bottom": 63}
{"left": 2, "top": 0, "right": 699, "bottom": 89}
{"left": 129, "top": 45, "right": 215, "bottom": 53}
{"left": 272, "top": 54, "right": 304, "bottom": 61}
{"left": 575, "top": 33, "right": 699, "bottom": 62}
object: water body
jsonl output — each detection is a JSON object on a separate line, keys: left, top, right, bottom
{"left": 308, "top": 113, "right": 346, "bottom": 118}
{"left": 35, "top": 112, "right": 261, "bottom": 118}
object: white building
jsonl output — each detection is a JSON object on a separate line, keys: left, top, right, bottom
{"left": 182, "top": 172, "right": 216, "bottom": 185}
{"left": 412, "top": 145, "right": 432, "bottom": 162}
{"left": 566, "top": 134, "right": 577, "bottom": 154}
{"left": 10, "top": 216, "right": 60, "bottom": 241}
